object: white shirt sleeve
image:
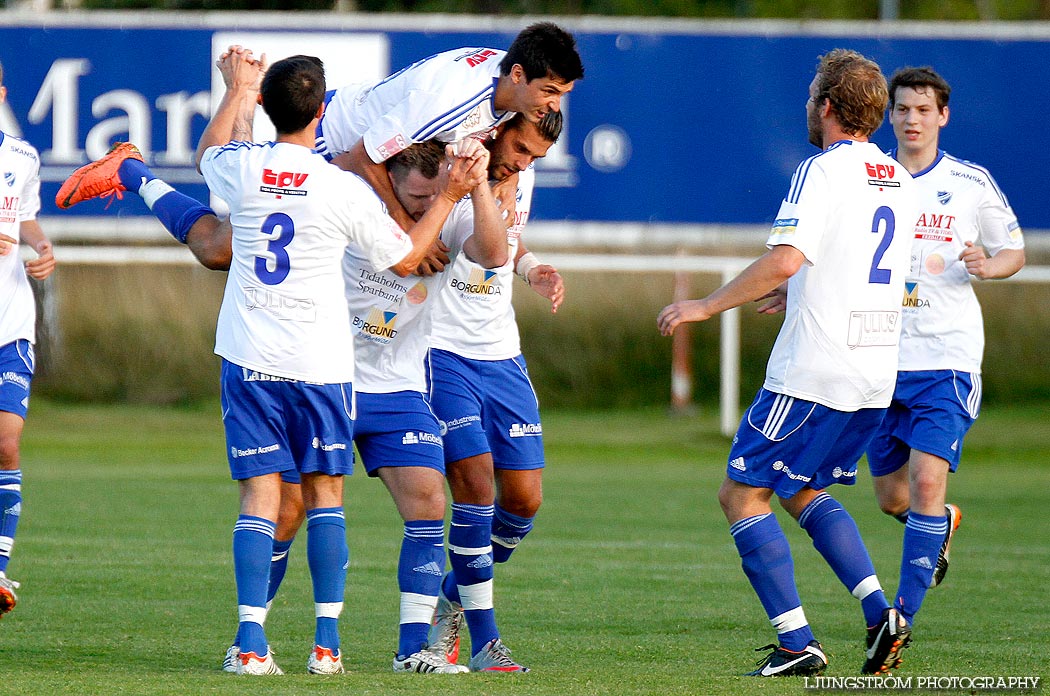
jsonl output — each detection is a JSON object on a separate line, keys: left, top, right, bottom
{"left": 976, "top": 172, "right": 1024, "bottom": 256}
{"left": 769, "top": 159, "right": 829, "bottom": 266}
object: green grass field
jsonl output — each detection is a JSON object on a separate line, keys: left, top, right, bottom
{"left": 2, "top": 401, "right": 1047, "bottom": 695}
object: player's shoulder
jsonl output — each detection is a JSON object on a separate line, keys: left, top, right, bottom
{"left": 0, "top": 132, "right": 40, "bottom": 163}
{"left": 786, "top": 143, "right": 845, "bottom": 201}
{"left": 420, "top": 47, "right": 505, "bottom": 86}
{"left": 204, "top": 139, "right": 270, "bottom": 162}
{"left": 938, "top": 151, "right": 1002, "bottom": 188}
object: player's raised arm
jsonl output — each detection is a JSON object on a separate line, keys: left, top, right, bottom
{"left": 195, "top": 46, "right": 267, "bottom": 172}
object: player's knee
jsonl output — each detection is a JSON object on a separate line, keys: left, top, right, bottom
{"left": 446, "top": 465, "right": 495, "bottom": 504}
{"left": 0, "top": 434, "right": 21, "bottom": 469}
{"left": 910, "top": 469, "right": 946, "bottom": 508}
{"left": 877, "top": 495, "right": 908, "bottom": 517}
{"left": 716, "top": 480, "right": 736, "bottom": 518}
{"left": 499, "top": 490, "right": 542, "bottom": 519}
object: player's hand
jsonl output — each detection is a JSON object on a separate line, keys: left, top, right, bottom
{"left": 0, "top": 233, "right": 15, "bottom": 256}
{"left": 528, "top": 265, "right": 564, "bottom": 313}
{"left": 657, "top": 299, "right": 712, "bottom": 336}
{"left": 414, "top": 239, "right": 451, "bottom": 276}
{"left": 25, "top": 239, "right": 56, "bottom": 280}
{"left": 755, "top": 284, "right": 787, "bottom": 314}
{"left": 447, "top": 137, "right": 487, "bottom": 160}
{"left": 444, "top": 149, "right": 490, "bottom": 201}
{"left": 218, "top": 45, "right": 267, "bottom": 94}
{"left": 959, "top": 240, "right": 991, "bottom": 279}
{"left": 492, "top": 174, "right": 519, "bottom": 230}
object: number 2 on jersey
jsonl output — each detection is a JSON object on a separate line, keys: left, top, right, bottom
{"left": 255, "top": 212, "right": 295, "bottom": 285}
{"left": 869, "top": 206, "right": 895, "bottom": 285}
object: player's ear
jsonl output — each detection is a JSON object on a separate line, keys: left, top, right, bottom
{"left": 511, "top": 64, "right": 525, "bottom": 84}
{"left": 940, "top": 105, "right": 950, "bottom": 128}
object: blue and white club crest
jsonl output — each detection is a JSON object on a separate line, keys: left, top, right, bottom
{"left": 937, "top": 190, "right": 952, "bottom": 205}
{"left": 3, "top": 172, "right": 15, "bottom": 187}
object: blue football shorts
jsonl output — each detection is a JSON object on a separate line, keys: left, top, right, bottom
{"left": 0, "top": 340, "right": 34, "bottom": 419}
{"left": 727, "top": 388, "right": 887, "bottom": 499}
{"left": 354, "top": 390, "right": 445, "bottom": 477}
{"left": 219, "top": 359, "right": 355, "bottom": 481}
{"left": 427, "top": 348, "right": 545, "bottom": 470}
{"left": 867, "top": 369, "right": 980, "bottom": 477}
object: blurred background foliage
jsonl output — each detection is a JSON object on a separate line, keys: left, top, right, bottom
{"left": 11, "top": 0, "right": 1050, "bottom": 20}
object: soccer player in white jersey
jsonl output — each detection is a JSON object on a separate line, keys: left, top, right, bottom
{"left": 340, "top": 140, "right": 507, "bottom": 673}
{"left": 658, "top": 49, "right": 919, "bottom": 677}
{"left": 865, "top": 67, "right": 1025, "bottom": 633}
{"left": 0, "top": 61, "right": 57, "bottom": 620}
{"left": 316, "top": 22, "right": 583, "bottom": 231}
{"left": 422, "top": 111, "right": 564, "bottom": 672}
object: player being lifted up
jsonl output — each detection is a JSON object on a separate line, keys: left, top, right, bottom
{"left": 315, "top": 21, "right": 583, "bottom": 231}
{"left": 658, "top": 49, "right": 919, "bottom": 677}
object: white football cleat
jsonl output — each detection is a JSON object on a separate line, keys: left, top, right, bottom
{"left": 393, "top": 649, "right": 469, "bottom": 674}
{"left": 222, "top": 644, "right": 240, "bottom": 673}
{"left": 236, "top": 649, "right": 283, "bottom": 675}
{"left": 307, "top": 645, "right": 345, "bottom": 674}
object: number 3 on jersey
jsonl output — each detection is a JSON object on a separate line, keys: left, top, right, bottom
{"left": 255, "top": 212, "right": 295, "bottom": 285}
{"left": 869, "top": 206, "right": 895, "bottom": 285}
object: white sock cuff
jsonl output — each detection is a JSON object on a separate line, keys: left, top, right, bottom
{"left": 139, "top": 178, "right": 175, "bottom": 209}
{"left": 315, "top": 601, "right": 343, "bottom": 619}
{"left": 448, "top": 543, "right": 492, "bottom": 556}
{"left": 399, "top": 592, "right": 439, "bottom": 625}
{"left": 238, "top": 605, "right": 267, "bottom": 625}
{"left": 458, "top": 580, "right": 493, "bottom": 611}
{"left": 851, "top": 574, "right": 883, "bottom": 600}
{"left": 771, "top": 606, "right": 809, "bottom": 633}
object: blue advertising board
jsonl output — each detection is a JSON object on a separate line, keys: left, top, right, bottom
{"left": 1, "top": 16, "right": 1047, "bottom": 230}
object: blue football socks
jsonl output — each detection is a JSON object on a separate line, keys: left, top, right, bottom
{"left": 730, "top": 513, "right": 815, "bottom": 651}
{"left": 0, "top": 469, "right": 22, "bottom": 575}
{"left": 117, "top": 158, "right": 213, "bottom": 244}
{"left": 307, "top": 507, "right": 347, "bottom": 653}
{"left": 895, "top": 511, "right": 948, "bottom": 623}
{"left": 396, "top": 520, "right": 446, "bottom": 658}
{"left": 798, "top": 492, "right": 888, "bottom": 626}
{"left": 491, "top": 505, "right": 534, "bottom": 564}
{"left": 232, "top": 515, "right": 276, "bottom": 657}
{"left": 447, "top": 503, "right": 498, "bottom": 655}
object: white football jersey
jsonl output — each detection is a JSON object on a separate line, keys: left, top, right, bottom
{"left": 429, "top": 166, "right": 536, "bottom": 360}
{"left": 202, "top": 141, "right": 412, "bottom": 383}
{"left": 764, "top": 140, "right": 919, "bottom": 411}
{"left": 316, "top": 47, "right": 514, "bottom": 163}
{"left": 893, "top": 150, "right": 1024, "bottom": 373}
{"left": 0, "top": 132, "right": 41, "bottom": 346}
{"left": 345, "top": 201, "right": 475, "bottom": 393}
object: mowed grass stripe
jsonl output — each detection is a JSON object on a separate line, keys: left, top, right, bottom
{"left": 0, "top": 401, "right": 1045, "bottom": 695}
